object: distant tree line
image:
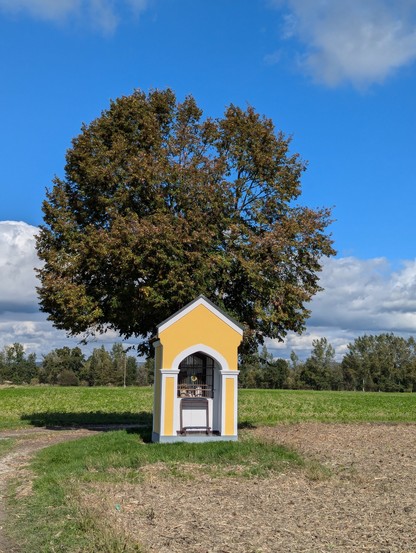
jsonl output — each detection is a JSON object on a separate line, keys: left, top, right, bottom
{"left": 1, "top": 333, "right": 416, "bottom": 391}
{"left": 239, "top": 334, "right": 416, "bottom": 392}
{"left": 0, "top": 343, "right": 153, "bottom": 387}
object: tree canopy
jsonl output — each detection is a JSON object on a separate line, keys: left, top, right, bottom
{"left": 0, "top": 343, "right": 37, "bottom": 385}
{"left": 36, "top": 88, "right": 335, "bottom": 353}
{"left": 342, "top": 333, "right": 416, "bottom": 392}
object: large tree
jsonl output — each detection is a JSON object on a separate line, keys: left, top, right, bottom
{"left": 299, "top": 337, "right": 340, "bottom": 390}
{"left": 40, "top": 346, "right": 85, "bottom": 385}
{"left": 36, "top": 88, "right": 335, "bottom": 353}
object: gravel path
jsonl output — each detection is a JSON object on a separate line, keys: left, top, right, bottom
{"left": 0, "top": 425, "right": 142, "bottom": 553}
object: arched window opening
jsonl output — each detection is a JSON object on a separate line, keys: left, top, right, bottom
{"left": 178, "top": 353, "right": 214, "bottom": 398}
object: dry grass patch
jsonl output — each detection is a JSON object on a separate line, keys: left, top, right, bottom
{"left": 74, "top": 424, "right": 416, "bottom": 553}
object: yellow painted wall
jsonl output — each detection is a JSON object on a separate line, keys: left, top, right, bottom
{"left": 159, "top": 304, "right": 241, "bottom": 370}
{"left": 163, "top": 376, "right": 175, "bottom": 436}
{"left": 224, "top": 377, "right": 235, "bottom": 435}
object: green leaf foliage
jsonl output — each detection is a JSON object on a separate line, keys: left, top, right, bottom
{"left": 36, "top": 88, "right": 335, "bottom": 353}
{"left": 342, "top": 333, "right": 416, "bottom": 392}
{"left": 0, "top": 343, "right": 37, "bottom": 385}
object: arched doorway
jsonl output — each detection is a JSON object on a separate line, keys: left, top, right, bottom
{"left": 176, "top": 350, "right": 222, "bottom": 435}
{"left": 178, "top": 352, "right": 214, "bottom": 399}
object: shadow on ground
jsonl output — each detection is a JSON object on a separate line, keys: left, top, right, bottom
{"left": 20, "top": 411, "right": 153, "bottom": 441}
{"left": 238, "top": 420, "right": 257, "bottom": 430}
{"left": 20, "top": 412, "right": 254, "bottom": 442}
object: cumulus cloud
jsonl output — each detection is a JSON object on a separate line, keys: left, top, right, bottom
{"left": 0, "top": 221, "right": 54, "bottom": 354}
{"left": 0, "top": 221, "right": 40, "bottom": 313}
{"left": 272, "top": 0, "right": 416, "bottom": 87}
{"left": 269, "top": 256, "right": 416, "bottom": 359}
{"left": 0, "top": 0, "right": 148, "bottom": 33}
{"left": 310, "top": 256, "right": 416, "bottom": 332}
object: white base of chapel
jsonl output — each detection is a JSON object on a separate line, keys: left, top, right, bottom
{"left": 152, "top": 432, "right": 238, "bottom": 443}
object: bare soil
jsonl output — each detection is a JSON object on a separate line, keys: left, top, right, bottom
{"left": 1, "top": 424, "right": 415, "bottom": 553}
{"left": 80, "top": 424, "right": 416, "bottom": 553}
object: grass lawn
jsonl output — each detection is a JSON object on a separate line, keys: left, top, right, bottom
{"left": 0, "top": 386, "right": 153, "bottom": 430}
{"left": 239, "top": 388, "right": 416, "bottom": 425}
{"left": 0, "top": 386, "right": 415, "bottom": 430}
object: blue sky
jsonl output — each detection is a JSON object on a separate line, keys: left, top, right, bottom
{"left": 1, "top": 0, "right": 416, "bottom": 359}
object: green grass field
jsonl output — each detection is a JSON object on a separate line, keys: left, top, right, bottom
{"left": 0, "top": 386, "right": 153, "bottom": 430}
{"left": 1, "top": 386, "right": 415, "bottom": 430}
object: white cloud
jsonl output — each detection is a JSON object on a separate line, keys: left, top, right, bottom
{"left": 0, "top": 221, "right": 40, "bottom": 313}
{"left": 267, "top": 327, "right": 356, "bottom": 361}
{"left": 270, "top": 256, "right": 416, "bottom": 359}
{"left": 273, "top": 0, "right": 416, "bottom": 87}
{"left": 310, "top": 256, "right": 416, "bottom": 332}
{"left": 0, "top": 0, "right": 148, "bottom": 33}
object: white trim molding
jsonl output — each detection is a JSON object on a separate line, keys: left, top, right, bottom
{"left": 220, "top": 370, "right": 239, "bottom": 437}
{"left": 171, "top": 344, "right": 229, "bottom": 371}
{"left": 157, "top": 296, "right": 243, "bottom": 336}
{"left": 220, "top": 370, "right": 240, "bottom": 376}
